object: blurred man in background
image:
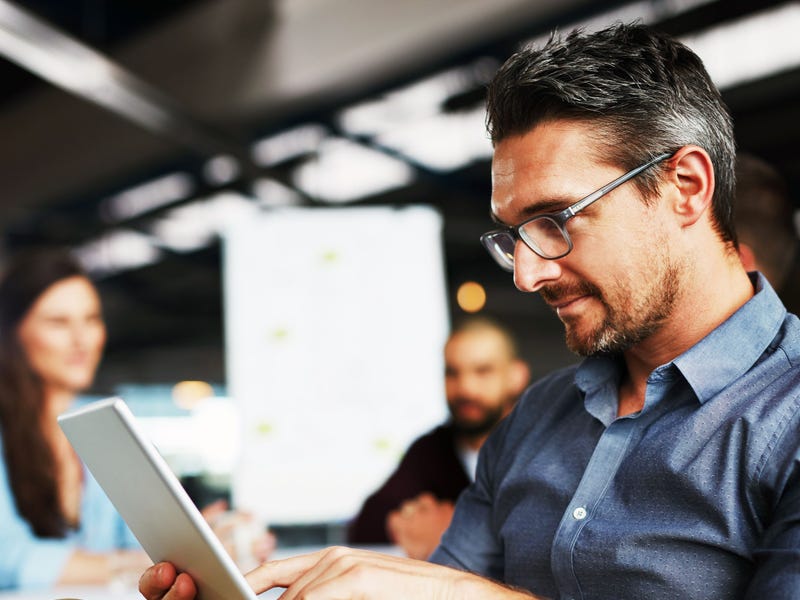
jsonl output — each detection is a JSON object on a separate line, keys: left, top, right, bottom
{"left": 347, "top": 317, "right": 529, "bottom": 559}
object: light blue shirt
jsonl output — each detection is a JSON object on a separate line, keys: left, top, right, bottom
{"left": 0, "top": 410, "right": 139, "bottom": 589}
{"left": 431, "top": 273, "right": 800, "bottom": 599}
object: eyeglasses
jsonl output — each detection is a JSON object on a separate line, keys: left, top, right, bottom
{"left": 480, "top": 152, "right": 672, "bottom": 271}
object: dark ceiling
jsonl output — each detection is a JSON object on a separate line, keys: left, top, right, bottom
{"left": 1, "top": 0, "right": 798, "bottom": 390}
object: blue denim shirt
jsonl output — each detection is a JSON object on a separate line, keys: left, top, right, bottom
{"left": 431, "top": 273, "right": 800, "bottom": 600}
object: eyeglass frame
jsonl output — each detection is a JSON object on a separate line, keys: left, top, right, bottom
{"left": 480, "top": 152, "right": 673, "bottom": 270}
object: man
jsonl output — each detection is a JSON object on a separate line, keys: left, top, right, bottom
{"left": 141, "top": 23, "right": 800, "bottom": 600}
{"left": 347, "top": 317, "right": 530, "bottom": 559}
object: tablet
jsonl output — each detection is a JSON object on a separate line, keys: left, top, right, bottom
{"left": 58, "top": 397, "right": 257, "bottom": 600}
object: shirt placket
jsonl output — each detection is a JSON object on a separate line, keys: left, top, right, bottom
{"left": 550, "top": 371, "right": 675, "bottom": 600}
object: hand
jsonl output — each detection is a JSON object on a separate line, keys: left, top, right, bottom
{"left": 387, "top": 493, "right": 455, "bottom": 559}
{"left": 246, "top": 546, "right": 540, "bottom": 599}
{"left": 139, "top": 548, "right": 543, "bottom": 599}
{"left": 202, "top": 500, "right": 277, "bottom": 569}
{"left": 138, "top": 562, "right": 197, "bottom": 600}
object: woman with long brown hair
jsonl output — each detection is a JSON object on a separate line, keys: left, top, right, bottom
{"left": 0, "top": 250, "right": 148, "bottom": 589}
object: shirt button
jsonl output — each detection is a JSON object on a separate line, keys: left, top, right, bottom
{"left": 573, "top": 507, "right": 587, "bottom": 520}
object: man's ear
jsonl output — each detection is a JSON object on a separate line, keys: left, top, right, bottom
{"left": 666, "top": 145, "right": 715, "bottom": 227}
{"left": 509, "top": 360, "right": 531, "bottom": 396}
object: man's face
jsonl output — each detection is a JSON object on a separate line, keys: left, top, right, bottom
{"left": 444, "top": 329, "right": 523, "bottom": 436}
{"left": 490, "top": 120, "right": 686, "bottom": 356}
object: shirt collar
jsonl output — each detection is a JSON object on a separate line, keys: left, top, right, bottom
{"left": 673, "top": 272, "right": 786, "bottom": 403}
{"left": 575, "top": 272, "right": 787, "bottom": 404}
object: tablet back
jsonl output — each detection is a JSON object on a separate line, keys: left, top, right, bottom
{"left": 58, "top": 397, "right": 257, "bottom": 600}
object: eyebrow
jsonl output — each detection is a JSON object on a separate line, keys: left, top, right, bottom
{"left": 490, "top": 196, "right": 576, "bottom": 227}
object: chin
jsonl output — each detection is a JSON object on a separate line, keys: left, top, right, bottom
{"left": 564, "top": 324, "right": 601, "bottom": 356}
{"left": 59, "top": 374, "right": 96, "bottom": 394}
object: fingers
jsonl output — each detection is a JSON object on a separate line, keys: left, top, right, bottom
{"left": 278, "top": 547, "right": 411, "bottom": 600}
{"left": 171, "top": 572, "right": 199, "bottom": 599}
{"left": 414, "top": 492, "right": 438, "bottom": 506}
{"left": 245, "top": 547, "right": 333, "bottom": 593}
{"left": 138, "top": 563, "right": 197, "bottom": 600}
{"left": 200, "top": 499, "right": 229, "bottom": 522}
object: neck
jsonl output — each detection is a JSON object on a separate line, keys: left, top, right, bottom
{"left": 456, "top": 431, "right": 489, "bottom": 451}
{"left": 619, "top": 253, "right": 754, "bottom": 416}
{"left": 42, "top": 387, "right": 77, "bottom": 424}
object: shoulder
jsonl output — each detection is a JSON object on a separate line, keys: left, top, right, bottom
{"left": 482, "top": 363, "right": 583, "bottom": 456}
{"left": 777, "top": 312, "right": 800, "bottom": 363}
{"left": 514, "top": 363, "right": 583, "bottom": 424}
{"left": 405, "top": 424, "right": 455, "bottom": 455}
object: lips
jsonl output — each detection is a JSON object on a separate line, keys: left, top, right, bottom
{"left": 557, "top": 295, "right": 592, "bottom": 317}
{"left": 540, "top": 281, "right": 602, "bottom": 318}
{"left": 547, "top": 295, "right": 582, "bottom": 309}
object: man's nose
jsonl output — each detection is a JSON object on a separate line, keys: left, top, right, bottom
{"left": 450, "top": 374, "right": 481, "bottom": 400}
{"left": 513, "top": 240, "right": 561, "bottom": 293}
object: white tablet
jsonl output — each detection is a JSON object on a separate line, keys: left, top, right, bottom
{"left": 58, "top": 397, "right": 257, "bottom": 600}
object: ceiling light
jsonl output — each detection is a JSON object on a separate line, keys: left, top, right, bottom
{"left": 251, "top": 124, "right": 329, "bottom": 166}
{"left": 523, "top": 0, "right": 714, "bottom": 48}
{"left": 375, "top": 106, "right": 492, "bottom": 172}
{"left": 680, "top": 3, "right": 800, "bottom": 90}
{"left": 292, "top": 138, "right": 415, "bottom": 203}
{"left": 74, "top": 229, "right": 162, "bottom": 277}
{"left": 521, "top": 1, "right": 798, "bottom": 92}
{"left": 252, "top": 178, "right": 305, "bottom": 208}
{"left": 337, "top": 58, "right": 497, "bottom": 137}
{"left": 203, "top": 154, "right": 241, "bottom": 186}
{"left": 150, "top": 192, "right": 259, "bottom": 253}
{"left": 101, "top": 172, "right": 195, "bottom": 223}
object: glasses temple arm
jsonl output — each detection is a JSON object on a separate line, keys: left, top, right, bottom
{"left": 567, "top": 153, "right": 672, "bottom": 215}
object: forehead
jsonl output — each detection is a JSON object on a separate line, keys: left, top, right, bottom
{"left": 491, "top": 121, "right": 609, "bottom": 222}
{"left": 445, "top": 328, "right": 511, "bottom": 364}
{"left": 30, "top": 276, "right": 100, "bottom": 314}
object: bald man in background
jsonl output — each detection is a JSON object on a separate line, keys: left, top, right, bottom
{"left": 347, "top": 317, "right": 530, "bottom": 559}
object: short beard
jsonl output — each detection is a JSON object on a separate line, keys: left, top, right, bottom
{"left": 448, "top": 400, "right": 506, "bottom": 438}
{"left": 541, "top": 260, "right": 683, "bottom": 357}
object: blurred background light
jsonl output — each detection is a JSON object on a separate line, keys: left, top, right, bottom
{"left": 101, "top": 172, "right": 195, "bottom": 223}
{"left": 374, "top": 106, "right": 492, "bottom": 172}
{"left": 681, "top": 3, "right": 800, "bottom": 90}
{"left": 456, "top": 280, "right": 486, "bottom": 313}
{"left": 337, "top": 59, "right": 497, "bottom": 136}
{"left": 149, "top": 191, "right": 259, "bottom": 253}
{"left": 203, "top": 154, "right": 242, "bottom": 186}
{"left": 74, "top": 229, "right": 162, "bottom": 276}
{"left": 251, "top": 123, "right": 329, "bottom": 167}
{"left": 252, "top": 178, "right": 305, "bottom": 208}
{"left": 172, "top": 380, "right": 215, "bottom": 410}
{"left": 291, "top": 137, "right": 415, "bottom": 203}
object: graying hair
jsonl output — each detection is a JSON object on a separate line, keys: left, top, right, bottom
{"left": 486, "top": 22, "right": 737, "bottom": 245}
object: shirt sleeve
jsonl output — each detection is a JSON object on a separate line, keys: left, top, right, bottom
{"left": 744, "top": 406, "right": 800, "bottom": 599}
{"left": 429, "top": 424, "right": 505, "bottom": 580}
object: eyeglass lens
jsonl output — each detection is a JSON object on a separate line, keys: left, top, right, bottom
{"left": 520, "top": 217, "right": 570, "bottom": 258}
{"left": 481, "top": 216, "right": 571, "bottom": 271}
